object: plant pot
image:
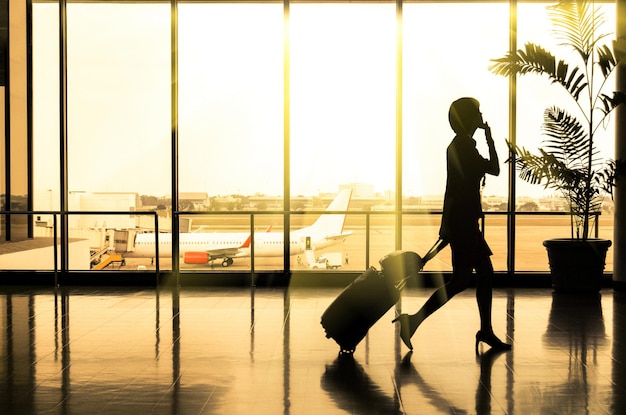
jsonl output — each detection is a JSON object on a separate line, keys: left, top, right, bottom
{"left": 543, "top": 238, "right": 612, "bottom": 294}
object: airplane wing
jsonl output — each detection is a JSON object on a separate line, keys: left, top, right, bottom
{"left": 209, "top": 233, "right": 251, "bottom": 258}
{"left": 203, "top": 247, "right": 245, "bottom": 259}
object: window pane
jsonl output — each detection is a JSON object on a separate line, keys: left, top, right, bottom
{"left": 174, "top": 211, "right": 282, "bottom": 272}
{"left": 177, "top": 3, "right": 284, "bottom": 271}
{"left": 29, "top": 4, "right": 59, "bottom": 271}
{"left": 178, "top": 3, "right": 283, "bottom": 199}
{"left": 65, "top": 3, "right": 171, "bottom": 271}
{"left": 289, "top": 4, "right": 397, "bottom": 271}
{"left": 403, "top": 3, "right": 509, "bottom": 271}
{"left": 290, "top": 3, "right": 396, "bottom": 198}
{"left": 516, "top": 2, "right": 616, "bottom": 271}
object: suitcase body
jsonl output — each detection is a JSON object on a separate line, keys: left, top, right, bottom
{"left": 321, "top": 267, "right": 400, "bottom": 353}
{"left": 321, "top": 248, "right": 442, "bottom": 353}
{"left": 379, "top": 250, "right": 425, "bottom": 287}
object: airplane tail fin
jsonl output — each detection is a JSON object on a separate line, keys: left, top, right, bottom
{"left": 309, "top": 189, "right": 352, "bottom": 235}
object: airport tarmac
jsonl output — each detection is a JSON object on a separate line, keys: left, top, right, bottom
{"left": 114, "top": 218, "right": 615, "bottom": 273}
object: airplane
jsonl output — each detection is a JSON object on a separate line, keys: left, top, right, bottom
{"left": 126, "top": 189, "right": 353, "bottom": 267}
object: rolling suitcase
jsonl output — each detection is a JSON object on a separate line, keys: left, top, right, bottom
{"left": 321, "top": 239, "right": 447, "bottom": 353}
{"left": 320, "top": 266, "right": 400, "bottom": 353}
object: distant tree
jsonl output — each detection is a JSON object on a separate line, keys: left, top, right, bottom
{"left": 518, "top": 201, "right": 539, "bottom": 212}
{"left": 157, "top": 197, "right": 171, "bottom": 209}
{"left": 209, "top": 197, "right": 222, "bottom": 211}
{"left": 292, "top": 201, "right": 306, "bottom": 211}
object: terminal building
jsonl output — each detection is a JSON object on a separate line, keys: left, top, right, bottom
{"left": 1, "top": 1, "right": 626, "bottom": 414}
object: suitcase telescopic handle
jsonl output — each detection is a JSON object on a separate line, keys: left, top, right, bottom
{"left": 422, "top": 238, "right": 449, "bottom": 264}
{"left": 395, "top": 238, "right": 449, "bottom": 290}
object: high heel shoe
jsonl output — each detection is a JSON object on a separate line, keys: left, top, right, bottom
{"left": 475, "top": 330, "right": 512, "bottom": 355}
{"left": 392, "top": 314, "right": 416, "bottom": 350}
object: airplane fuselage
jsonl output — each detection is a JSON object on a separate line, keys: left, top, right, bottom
{"left": 130, "top": 229, "right": 348, "bottom": 260}
{"left": 124, "top": 189, "right": 353, "bottom": 267}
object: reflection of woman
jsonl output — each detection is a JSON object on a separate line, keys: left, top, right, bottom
{"left": 393, "top": 97, "right": 511, "bottom": 353}
{"left": 395, "top": 350, "right": 507, "bottom": 414}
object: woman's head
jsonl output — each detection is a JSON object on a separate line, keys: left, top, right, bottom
{"left": 449, "top": 97, "right": 482, "bottom": 135}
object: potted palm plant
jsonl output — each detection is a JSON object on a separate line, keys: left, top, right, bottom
{"left": 490, "top": 0, "right": 624, "bottom": 293}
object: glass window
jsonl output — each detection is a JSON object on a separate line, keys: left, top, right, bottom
{"left": 19, "top": 1, "right": 619, "bottom": 276}
{"left": 66, "top": 3, "right": 171, "bottom": 198}
{"left": 33, "top": 3, "right": 171, "bottom": 271}
{"left": 515, "top": 2, "right": 616, "bottom": 271}
{"left": 178, "top": 3, "right": 283, "bottom": 200}
{"left": 177, "top": 2, "right": 284, "bottom": 272}
{"left": 30, "top": 3, "right": 59, "bottom": 270}
{"left": 289, "top": 3, "right": 397, "bottom": 269}
{"left": 403, "top": 2, "right": 509, "bottom": 271}
{"left": 290, "top": 3, "right": 396, "bottom": 198}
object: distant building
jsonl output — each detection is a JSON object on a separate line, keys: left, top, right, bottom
{"left": 180, "top": 192, "right": 210, "bottom": 209}
{"left": 339, "top": 183, "right": 375, "bottom": 198}
{"left": 418, "top": 195, "right": 444, "bottom": 210}
{"left": 68, "top": 192, "right": 140, "bottom": 230}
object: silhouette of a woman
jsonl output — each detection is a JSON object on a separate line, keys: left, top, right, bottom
{"left": 393, "top": 97, "right": 511, "bottom": 353}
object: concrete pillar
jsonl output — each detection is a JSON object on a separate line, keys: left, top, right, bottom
{"left": 614, "top": 0, "right": 626, "bottom": 289}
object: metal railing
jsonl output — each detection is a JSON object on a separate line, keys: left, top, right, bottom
{"left": 1, "top": 208, "right": 603, "bottom": 282}
{"left": 1, "top": 210, "right": 160, "bottom": 284}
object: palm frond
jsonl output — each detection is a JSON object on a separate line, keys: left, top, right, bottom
{"left": 489, "top": 43, "right": 588, "bottom": 100}
{"left": 489, "top": 43, "right": 553, "bottom": 77}
{"left": 507, "top": 141, "right": 586, "bottom": 191}
{"left": 541, "top": 107, "right": 589, "bottom": 163}
{"left": 548, "top": 0, "right": 608, "bottom": 61}
{"left": 597, "top": 44, "right": 617, "bottom": 78}
{"left": 594, "top": 160, "right": 617, "bottom": 196}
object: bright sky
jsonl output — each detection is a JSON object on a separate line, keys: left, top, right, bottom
{"left": 31, "top": 2, "right": 617, "bottom": 203}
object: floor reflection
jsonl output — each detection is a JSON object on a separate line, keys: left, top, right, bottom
{"left": 541, "top": 293, "right": 608, "bottom": 414}
{"left": 322, "top": 353, "right": 401, "bottom": 414}
{"left": 0, "top": 286, "right": 625, "bottom": 414}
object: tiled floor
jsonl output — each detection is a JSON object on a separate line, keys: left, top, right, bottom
{"left": 1, "top": 283, "right": 625, "bottom": 414}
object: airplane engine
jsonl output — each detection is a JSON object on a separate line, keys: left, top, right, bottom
{"left": 183, "top": 251, "right": 210, "bottom": 264}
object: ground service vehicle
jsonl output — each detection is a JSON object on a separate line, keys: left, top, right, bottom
{"left": 310, "top": 252, "right": 343, "bottom": 269}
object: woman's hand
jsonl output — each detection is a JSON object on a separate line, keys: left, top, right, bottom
{"left": 480, "top": 122, "right": 493, "bottom": 142}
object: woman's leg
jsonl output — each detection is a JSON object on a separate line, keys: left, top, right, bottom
{"left": 393, "top": 262, "right": 472, "bottom": 349}
{"left": 409, "top": 264, "right": 472, "bottom": 330}
{"left": 474, "top": 255, "right": 494, "bottom": 333}
{"left": 474, "top": 255, "right": 511, "bottom": 350}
